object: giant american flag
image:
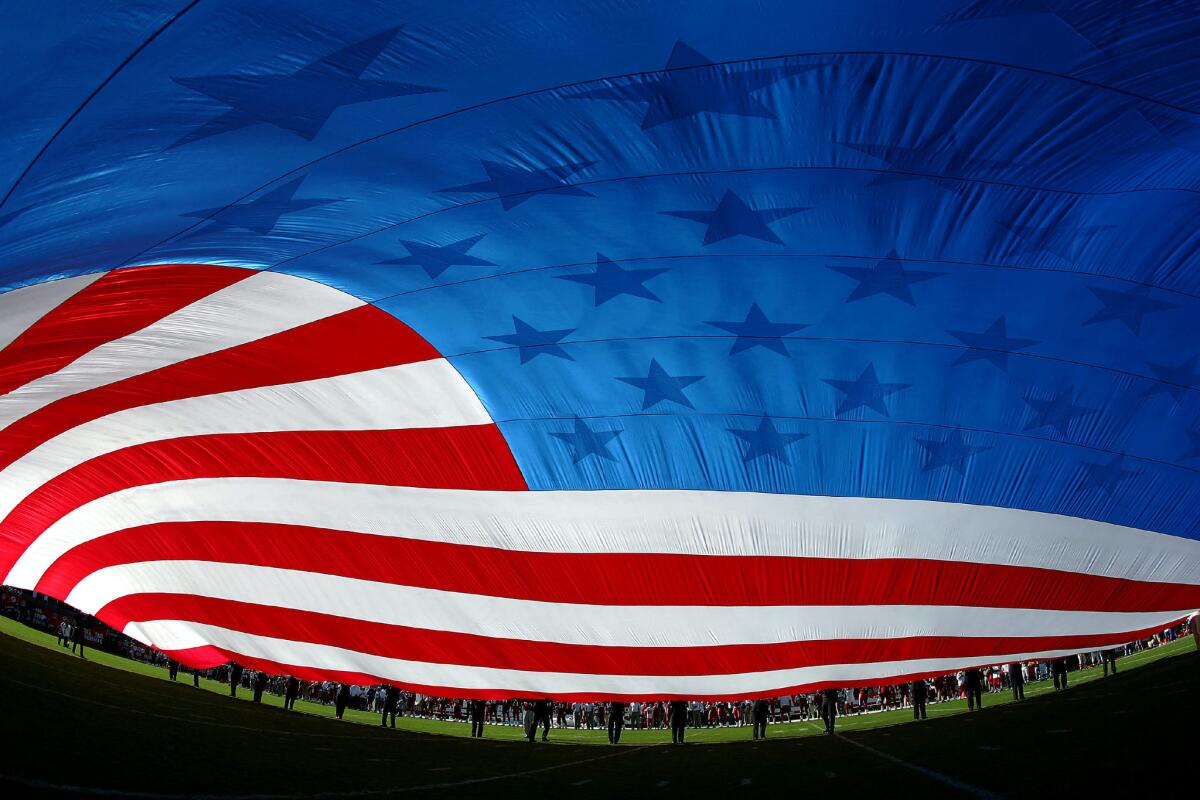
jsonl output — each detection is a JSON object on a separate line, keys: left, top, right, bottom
{"left": 1, "top": 0, "right": 1199, "bottom": 699}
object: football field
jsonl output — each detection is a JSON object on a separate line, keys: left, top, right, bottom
{"left": 1, "top": 615, "right": 1195, "bottom": 797}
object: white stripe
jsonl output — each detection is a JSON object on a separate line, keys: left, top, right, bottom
{"left": 0, "top": 273, "right": 104, "bottom": 353}
{"left": 11, "top": 477, "right": 1200, "bottom": 589}
{"left": 121, "top": 617, "right": 1174, "bottom": 695}
{"left": 0, "top": 361, "right": 492, "bottom": 549}
{"left": 0, "top": 271, "right": 361, "bottom": 431}
{"left": 64, "top": 560, "right": 1192, "bottom": 648}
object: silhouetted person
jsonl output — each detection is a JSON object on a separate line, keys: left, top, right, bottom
{"left": 1102, "top": 648, "right": 1119, "bottom": 677}
{"left": 752, "top": 698, "right": 769, "bottom": 739}
{"left": 470, "top": 699, "right": 486, "bottom": 738}
{"left": 228, "top": 663, "right": 243, "bottom": 697}
{"left": 521, "top": 700, "right": 535, "bottom": 741}
{"left": 252, "top": 671, "right": 267, "bottom": 703}
{"left": 381, "top": 685, "right": 398, "bottom": 727}
{"left": 284, "top": 676, "right": 299, "bottom": 710}
{"left": 533, "top": 698, "right": 550, "bottom": 741}
{"left": 1051, "top": 658, "right": 1068, "bottom": 690}
{"left": 669, "top": 700, "right": 688, "bottom": 744}
{"left": 608, "top": 702, "right": 625, "bottom": 744}
{"left": 335, "top": 683, "right": 350, "bottom": 719}
{"left": 70, "top": 619, "right": 86, "bottom": 659}
{"left": 1009, "top": 663, "right": 1025, "bottom": 700}
{"left": 820, "top": 688, "right": 839, "bottom": 734}
{"left": 168, "top": 659, "right": 179, "bottom": 681}
{"left": 964, "top": 668, "right": 983, "bottom": 711}
{"left": 192, "top": 667, "right": 201, "bottom": 688}
{"left": 911, "top": 679, "right": 928, "bottom": 719}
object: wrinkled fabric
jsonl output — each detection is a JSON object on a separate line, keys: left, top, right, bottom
{"left": 0, "top": 1, "right": 1198, "bottom": 698}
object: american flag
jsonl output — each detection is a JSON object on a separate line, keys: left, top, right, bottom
{"left": 1, "top": 263, "right": 1196, "bottom": 699}
{"left": 2, "top": 4, "right": 1200, "bottom": 700}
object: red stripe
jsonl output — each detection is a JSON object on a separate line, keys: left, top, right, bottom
{"left": 160, "top": 645, "right": 229, "bottom": 670}
{"left": 1, "top": 426, "right": 526, "bottom": 577}
{"left": 103, "top": 594, "right": 1171, "bottom": 676}
{"left": 107, "top": 595, "right": 1177, "bottom": 697}
{"left": 0, "top": 265, "right": 250, "bottom": 397}
{"left": 0, "top": 303, "right": 440, "bottom": 475}
{"left": 35, "top": 521, "right": 1200, "bottom": 612}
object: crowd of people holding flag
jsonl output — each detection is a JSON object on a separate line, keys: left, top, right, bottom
{"left": 4, "top": 586, "right": 1196, "bottom": 743}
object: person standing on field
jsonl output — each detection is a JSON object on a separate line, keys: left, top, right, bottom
{"left": 252, "top": 671, "right": 267, "bottom": 703}
{"left": 911, "top": 679, "right": 928, "bottom": 719}
{"left": 964, "top": 668, "right": 984, "bottom": 711}
{"left": 335, "top": 683, "right": 350, "bottom": 719}
{"left": 608, "top": 702, "right": 625, "bottom": 744}
{"left": 70, "top": 618, "right": 86, "bottom": 659}
{"left": 228, "top": 662, "right": 243, "bottom": 697}
{"left": 751, "top": 698, "right": 768, "bottom": 740}
{"left": 820, "top": 688, "right": 839, "bottom": 734}
{"left": 1102, "top": 648, "right": 1119, "bottom": 677}
{"left": 669, "top": 699, "right": 688, "bottom": 744}
{"left": 1009, "top": 663, "right": 1025, "bottom": 700}
{"left": 470, "top": 699, "right": 486, "bottom": 738}
{"left": 381, "top": 685, "right": 398, "bottom": 727}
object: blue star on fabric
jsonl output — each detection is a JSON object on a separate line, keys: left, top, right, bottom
{"left": 822, "top": 363, "right": 911, "bottom": 417}
{"left": 1022, "top": 388, "right": 1096, "bottom": 437}
{"left": 937, "top": 1, "right": 1130, "bottom": 56}
{"left": 440, "top": 159, "right": 596, "bottom": 210}
{"left": 1183, "top": 430, "right": 1200, "bottom": 461}
{"left": 484, "top": 316, "right": 575, "bottom": 364}
{"left": 828, "top": 251, "right": 947, "bottom": 305}
{"left": 939, "top": 1, "right": 1054, "bottom": 24}
{"left": 996, "top": 218, "right": 1114, "bottom": 262}
{"left": 170, "top": 28, "right": 442, "bottom": 148}
{"left": 706, "top": 303, "right": 810, "bottom": 357}
{"left": 1077, "top": 456, "right": 1138, "bottom": 495}
{"left": 182, "top": 177, "right": 335, "bottom": 235}
{"left": 852, "top": 56, "right": 885, "bottom": 107}
{"left": 1083, "top": 284, "right": 1179, "bottom": 335}
{"left": 729, "top": 416, "right": 809, "bottom": 463}
{"left": 1136, "top": 108, "right": 1200, "bottom": 155}
{"left": 916, "top": 428, "right": 992, "bottom": 475}
{"left": 380, "top": 234, "right": 496, "bottom": 279}
{"left": 946, "top": 315, "right": 1040, "bottom": 371}
{"left": 556, "top": 253, "right": 668, "bottom": 306}
{"left": 661, "top": 190, "right": 808, "bottom": 246}
{"left": 838, "top": 133, "right": 1007, "bottom": 187}
{"left": 568, "top": 40, "right": 823, "bottom": 129}
{"left": 617, "top": 358, "right": 704, "bottom": 410}
{"left": 549, "top": 418, "right": 624, "bottom": 463}
{"left": 1143, "top": 355, "right": 1200, "bottom": 402}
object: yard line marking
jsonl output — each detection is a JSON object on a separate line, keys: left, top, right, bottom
{"left": 836, "top": 735, "right": 1000, "bottom": 799}
{"left": 0, "top": 747, "right": 644, "bottom": 798}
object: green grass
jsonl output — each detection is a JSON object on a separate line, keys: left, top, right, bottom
{"left": 1, "top": 613, "right": 1191, "bottom": 745}
{"left": 2, "top": 615, "right": 1196, "bottom": 797}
